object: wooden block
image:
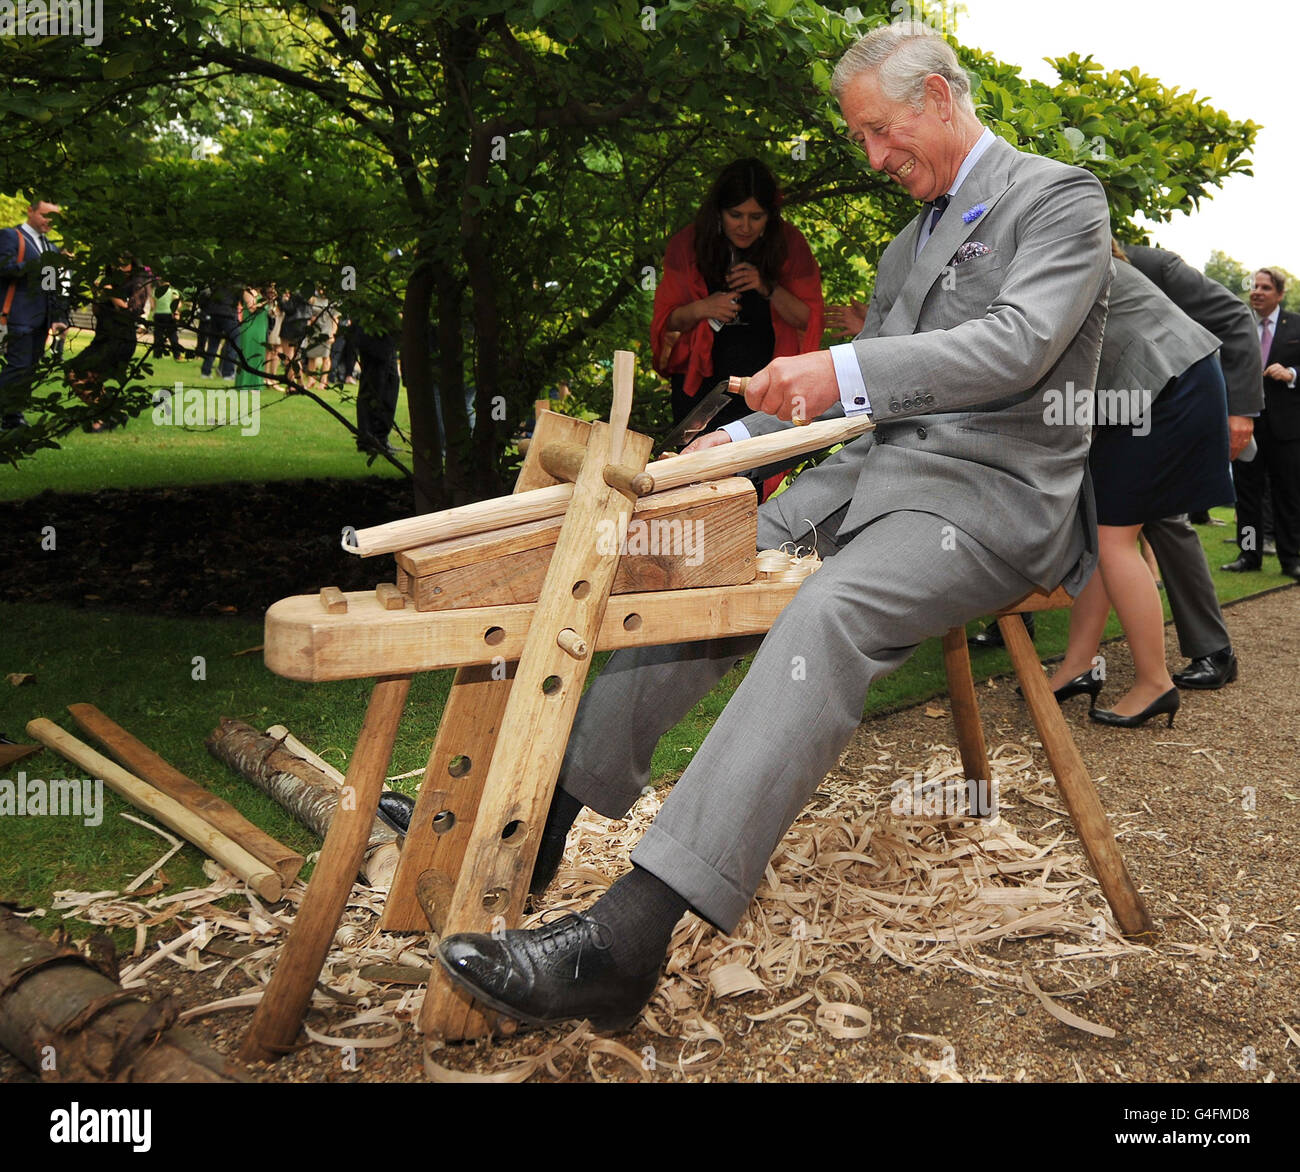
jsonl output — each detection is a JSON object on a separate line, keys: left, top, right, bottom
{"left": 396, "top": 567, "right": 412, "bottom": 595}
{"left": 376, "top": 582, "right": 406, "bottom": 610}
{"left": 320, "top": 586, "right": 347, "bottom": 614}
{"left": 400, "top": 478, "right": 757, "bottom": 611}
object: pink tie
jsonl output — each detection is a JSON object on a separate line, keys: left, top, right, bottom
{"left": 1261, "top": 320, "right": 1273, "bottom": 366}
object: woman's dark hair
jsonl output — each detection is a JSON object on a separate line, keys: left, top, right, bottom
{"left": 692, "top": 158, "right": 787, "bottom": 290}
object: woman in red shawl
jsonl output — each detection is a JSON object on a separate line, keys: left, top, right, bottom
{"left": 652, "top": 158, "right": 824, "bottom": 433}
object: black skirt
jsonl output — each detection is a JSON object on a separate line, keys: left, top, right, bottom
{"left": 1089, "top": 353, "right": 1234, "bottom": 525}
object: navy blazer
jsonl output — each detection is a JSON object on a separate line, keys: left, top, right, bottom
{"left": 1262, "top": 309, "right": 1300, "bottom": 441}
{"left": 0, "top": 226, "right": 68, "bottom": 333}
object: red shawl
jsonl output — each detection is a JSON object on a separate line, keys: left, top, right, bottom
{"left": 651, "top": 220, "right": 825, "bottom": 398}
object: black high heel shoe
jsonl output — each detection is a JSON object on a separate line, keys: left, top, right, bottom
{"left": 1089, "top": 687, "right": 1180, "bottom": 729}
{"left": 1018, "top": 671, "right": 1103, "bottom": 709}
{"left": 1051, "top": 671, "right": 1104, "bottom": 710}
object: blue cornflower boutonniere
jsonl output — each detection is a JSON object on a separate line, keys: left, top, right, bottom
{"left": 962, "top": 203, "right": 986, "bottom": 225}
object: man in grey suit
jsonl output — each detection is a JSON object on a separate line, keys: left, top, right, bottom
{"left": 436, "top": 22, "right": 1113, "bottom": 1032}
{"left": 1124, "top": 244, "right": 1261, "bottom": 689}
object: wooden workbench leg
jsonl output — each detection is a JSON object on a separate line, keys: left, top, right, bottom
{"left": 942, "top": 626, "right": 991, "bottom": 796}
{"left": 242, "top": 674, "right": 412, "bottom": 1062}
{"left": 998, "top": 615, "right": 1156, "bottom": 937}
{"left": 382, "top": 663, "right": 512, "bottom": 934}
{"left": 420, "top": 420, "right": 653, "bottom": 1041}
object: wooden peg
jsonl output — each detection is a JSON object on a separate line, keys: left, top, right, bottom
{"left": 602, "top": 464, "right": 655, "bottom": 498}
{"left": 320, "top": 586, "right": 347, "bottom": 614}
{"left": 376, "top": 583, "right": 406, "bottom": 610}
{"left": 610, "top": 350, "right": 634, "bottom": 467}
{"left": 538, "top": 440, "right": 587, "bottom": 485}
{"left": 556, "top": 628, "right": 588, "bottom": 659}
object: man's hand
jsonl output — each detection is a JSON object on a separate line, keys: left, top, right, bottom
{"left": 744, "top": 352, "right": 839, "bottom": 424}
{"left": 1227, "top": 415, "right": 1254, "bottom": 461}
{"left": 1264, "top": 362, "right": 1296, "bottom": 383}
{"left": 679, "top": 429, "right": 732, "bottom": 456}
{"left": 825, "top": 301, "right": 867, "bottom": 339}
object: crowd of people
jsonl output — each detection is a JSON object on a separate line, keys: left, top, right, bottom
{"left": 0, "top": 221, "right": 402, "bottom": 452}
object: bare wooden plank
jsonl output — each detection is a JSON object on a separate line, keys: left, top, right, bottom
{"left": 265, "top": 579, "right": 803, "bottom": 683}
{"left": 420, "top": 420, "right": 652, "bottom": 1040}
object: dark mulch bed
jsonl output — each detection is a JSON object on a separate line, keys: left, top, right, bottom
{"left": 3, "top": 479, "right": 416, "bottom": 617}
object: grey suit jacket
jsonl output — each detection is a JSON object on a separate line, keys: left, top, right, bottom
{"left": 742, "top": 135, "right": 1112, "bottom": 594}
{"left": 1096, "top": 260, "right": 1219, "bottom": 419}
{"left": 1124, "top": 244, "right": 1262, "bottom": 417}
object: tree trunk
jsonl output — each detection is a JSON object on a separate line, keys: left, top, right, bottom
{"left": 204, "top": 719, "right": 399, "bottom": 889}
{"left": 0, "top": 907, "right": 249, "bottom": 1082}
{"left": 402, "top": 259, "right": 441, "bottom": 514}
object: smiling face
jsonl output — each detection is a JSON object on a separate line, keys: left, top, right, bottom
{"left": 1251, "top": 271, "right": 1284, "bottom": 318}
{"left": 26, "top": 201, "right": 60, "bottom": 235}
{"left": 721, "top": 198, "right": 769, "bottom": 252}
{"left": 839, "top": 71, "right": 965, "bottom": 203}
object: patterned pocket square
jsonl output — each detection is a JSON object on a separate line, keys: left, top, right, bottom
{"left": 952, "top": 241, "right": 993, "bottom": 265}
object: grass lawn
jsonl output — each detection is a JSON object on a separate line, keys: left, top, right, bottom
{"left": 2, "top": 356, "right": 1291, "bottom": 930}
{"left": 0, "top": 330, "right": 411, "bottom": 501}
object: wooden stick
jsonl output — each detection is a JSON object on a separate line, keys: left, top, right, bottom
{"left": 641, "top": 415, "right": 874, "bottom": 494}
{"left": 25, "top": 718, "right": 283, "bottom": 902}
{"left": 346, "top": 415, "right": 873, "bottom": 557}
{"left": 997, "top": 614, "right": 1155, "bottom": 937}
{"left": 609, "top": 349, "right": 634, "bottom": 467}
{"left": 67, "top": 704, "right": 304, "bottom": 888}
{"left": 241, "top": 675, "right": 411, "bottom": 1063}
{"left": 940, "top": 630, "right": 991, "bottom": 797}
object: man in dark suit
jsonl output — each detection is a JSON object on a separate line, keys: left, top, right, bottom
{"left": 0, "top": 199, "right": 69, "bottom": 430}
{"left": 433, "top": 22, "right": 1113, "bottom": 1032}
{"left": 1223, "top": 268, "right": 1300, "bottom": 579}
{"left": 1125, "top": 244, "right": 1261, "bottom": 688}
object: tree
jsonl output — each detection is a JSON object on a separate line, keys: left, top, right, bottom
{"left": 1206, "top": 250, "right": 1300, "bottom": 311}
{"left": 1, "top": 1, "right": 1258, "bottom": 509}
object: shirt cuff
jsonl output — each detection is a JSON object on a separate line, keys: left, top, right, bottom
{"left": 721, "top": 420, "right": 751, "bottom": 442}
{"left": 831, "top": 343, "right": 872, "bottom": 415}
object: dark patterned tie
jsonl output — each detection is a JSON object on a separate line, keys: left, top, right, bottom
{"left": 927, "top": 194, "right": 951, "bottom": 232}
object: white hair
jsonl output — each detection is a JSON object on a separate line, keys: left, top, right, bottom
{"left": 831, "top": 21, "right": 974, "bottom": 114}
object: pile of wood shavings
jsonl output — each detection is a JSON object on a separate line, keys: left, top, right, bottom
{"left": 51, "top": 739, "right": 1149, "bottom": 1081}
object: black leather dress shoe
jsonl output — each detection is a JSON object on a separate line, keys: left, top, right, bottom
{"left": 968, "top": 613, "right": 1035, "bottom": 648}
{"left": 1172, "top": 647, "right": 1238, "bottom": 690}
{"left": 1220, "top": 556, "right": 1262, "bottom": 573}
{"left": 1281, "top": 561, "right": 1300, "bottom": 581}
{"left": 1089, "top": 687, "right": 1180, "bottom": 729}
{"left": 376, "top": 791, "right": 415, "bottom": 835}
{"left": 437, "top": 914, "right": 660, "bottom": 1031}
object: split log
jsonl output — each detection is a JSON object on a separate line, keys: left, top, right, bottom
{"left": 205, "top": 719, "right": 399, "bottom": 889}
{"left": 27, "top": 718, "right": 284, "bottom": 902}
{"left": 0, "top": 906, "right": 249, "bottom": 1082}
{"left": 67, "top": 704, "right": 303, "bottom": 891}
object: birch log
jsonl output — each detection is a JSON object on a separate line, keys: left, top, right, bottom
{"left": 0, "top": 907, "right": 250, "bottom": 1082}
{"left": 204, "top": 719, "right": 399, "bottom": 888}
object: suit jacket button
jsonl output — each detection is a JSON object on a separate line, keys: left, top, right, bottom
{"left": 902, "top": 397, "right": 913, "bottom": 409}
{"left": 924, "top": 394, "right": 936, "bottom": 405}
{"left": 916, "top": 426, "right": 927, "bottom": 439}
{"left": 889, "top": 400, "right": 901, "bottom": 412}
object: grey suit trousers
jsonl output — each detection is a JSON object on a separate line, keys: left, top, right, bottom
{"left": 558, "top": 497, "right": 1037, "bottom": 933}
{"left": 1143, "top": 515, "right": 1230, "bottom": 658}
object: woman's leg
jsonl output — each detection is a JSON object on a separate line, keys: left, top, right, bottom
{"left": 1047, "top": 564, "right": 1112, "bottom": 689}
{"left": 1095, "top": 522, "right": 1175, "bottom": 714}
